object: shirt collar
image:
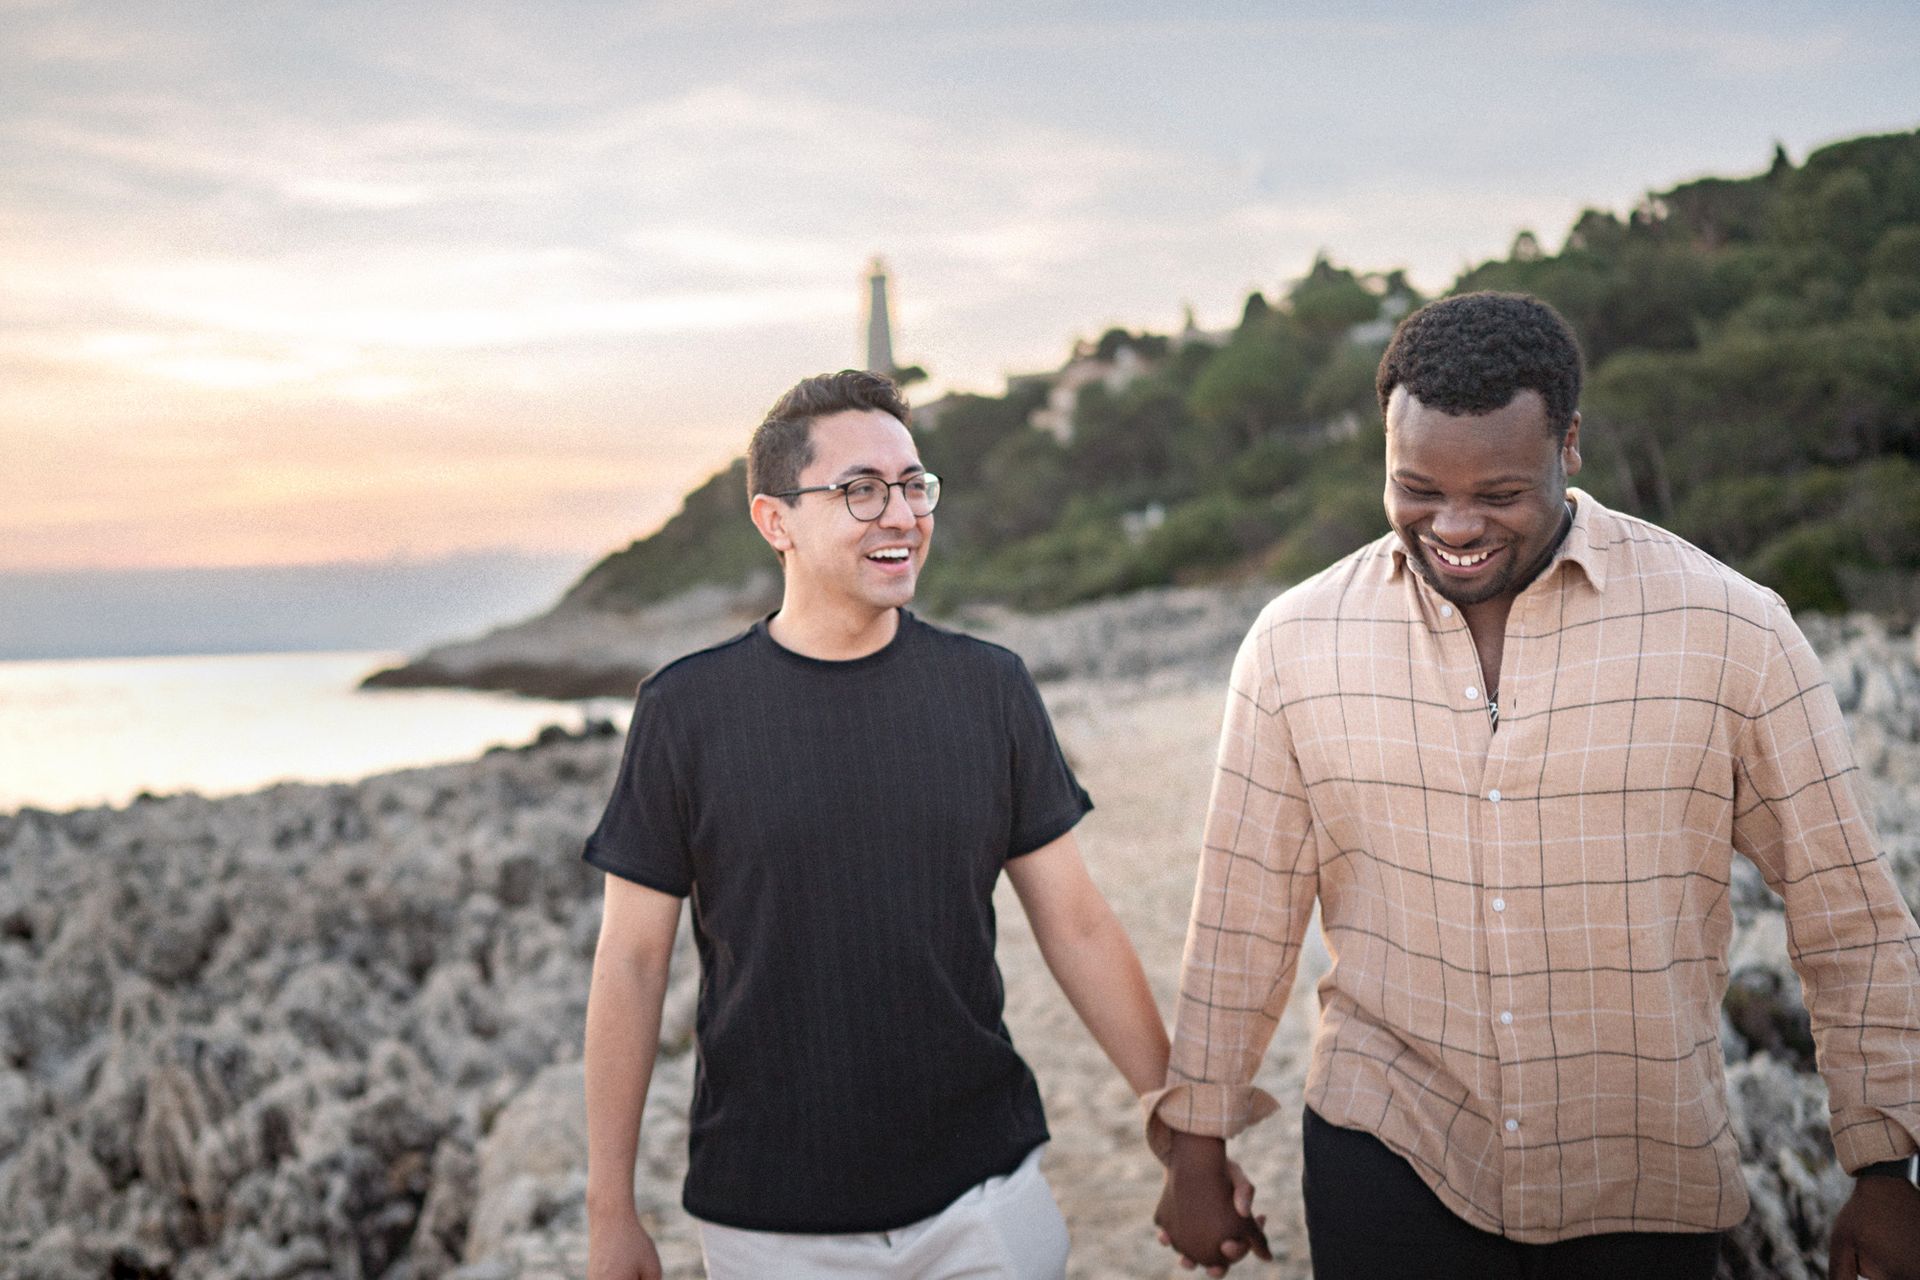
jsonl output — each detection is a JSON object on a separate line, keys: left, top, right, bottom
{"left": 1385, "top": 486, "right": 1608, "bottom": 594}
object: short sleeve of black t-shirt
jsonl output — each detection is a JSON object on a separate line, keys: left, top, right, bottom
{"left": 1002, "top": 653, "right": 1091, "bottom": 858}
{"left": 581, "top": 684, "right": 693, "bottom": 896}
{"left": 580, "top": 611, "right": 1091, "bottom": 1233}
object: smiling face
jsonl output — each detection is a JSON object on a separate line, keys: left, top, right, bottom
{"left": 752, "top": 407, "right": 932, "bottom": 625}
{"left": 1384, "top": 386, "right": 1581, "bottom": 610}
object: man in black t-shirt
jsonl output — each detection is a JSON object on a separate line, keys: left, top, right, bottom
{"left": 582, "top": 371, "right": 1243, "bottom": 1280}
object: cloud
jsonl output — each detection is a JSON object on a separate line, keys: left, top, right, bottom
{"left": 96, "top": 276, "right": 851, "bottom": 350}
{"left": 1512, "top": 0, "right": 1865, "bottom": 75}
{"left": 1, "top": 72, "right": 1184, "bottom": 400}
{"left": 4, "top": 103, "right": 550, "bottom": 211}
{"left": 6, "top": 1, "right": 1916, "bottom": 582}
{"left": 3, "top": 0, "right": 187, "bottom": 64}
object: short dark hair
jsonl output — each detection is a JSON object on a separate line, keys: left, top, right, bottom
{"left": 747, "top": 369, "right": 912, "bottom": 501}
{"left": 1376, "top": 292, "right": 1584, "bottom": 438}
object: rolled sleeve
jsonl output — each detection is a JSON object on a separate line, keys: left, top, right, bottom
{"left": 1142, "top": 1080, "right": 1283, "bottom": 1162}
{"left": 1151, "top": 604, "right": 1319, "bottom": 1158}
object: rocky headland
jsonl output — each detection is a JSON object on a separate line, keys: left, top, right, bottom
{"left": 4, "top": 589, "right": 1917, "bottom": 1279}
{"left": 358, "top": 579, "right": 782, "bottom": 701}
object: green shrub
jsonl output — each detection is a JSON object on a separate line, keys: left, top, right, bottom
{"left": 1745, "top": 524, "right": 1864, "bottom": 613}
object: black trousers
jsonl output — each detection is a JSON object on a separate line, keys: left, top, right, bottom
{"left": 1301, "top": 1108, "right": 1724, "bottom": 1280}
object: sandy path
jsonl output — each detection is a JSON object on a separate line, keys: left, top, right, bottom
{"left": 996, "top": 677, "right": 1327, "bottom": 1280}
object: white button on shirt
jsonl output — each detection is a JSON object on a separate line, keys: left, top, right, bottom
{"left": 1440, "top": 604, "right": 1454, "bottom": 618}
{"left": 1488, "top": 789, "right": 1502, "bottom": 803}
{"left": 1505, "top": 1119, "right": 1520, "bottom": 1133}
{"left": 1466, "top": 686, "right": 1479, "bottom": 700}
{"left": 1500, "top": 1011, "right": 1513, "bottom": 1025}
{"left": 1492, "top": 898, "right": 1506, "bottom": 913}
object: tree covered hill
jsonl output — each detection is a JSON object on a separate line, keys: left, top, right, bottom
{"left": 567, "top": 128, "right": 1920, "bottom": 622}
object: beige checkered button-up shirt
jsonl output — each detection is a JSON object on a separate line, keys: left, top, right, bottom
{"left": 1148, "top": 490, "right": 1920, "bottom": 1242}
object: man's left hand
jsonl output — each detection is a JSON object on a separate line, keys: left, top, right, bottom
{"left": 1829, "top": 1174, "right": 1920, "bottom": 1280}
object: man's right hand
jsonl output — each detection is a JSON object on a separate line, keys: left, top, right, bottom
{"left": 587, "top": 1205, "right": 662, "bottom": 1280}
{"left": 1154, "top": 1131, "right": 1272, "bottom": 1274}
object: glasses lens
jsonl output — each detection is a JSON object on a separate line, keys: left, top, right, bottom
{"left": 844, "top": 475, "right": 940, "bottom": 520}
{"left": 844, "top": 478, "right": 888, "bottom": 520}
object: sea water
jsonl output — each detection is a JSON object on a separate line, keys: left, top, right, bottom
{"left": 0, "top": 650, "right": 630, "bottom": 813}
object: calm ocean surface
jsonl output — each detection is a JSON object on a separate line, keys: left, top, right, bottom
{"left": 0, "top": 650, "right": 631, "bottom": 813}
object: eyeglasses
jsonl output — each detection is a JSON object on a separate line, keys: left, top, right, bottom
{"left": 769, "top": 472, "right": 942, "bottom": 522}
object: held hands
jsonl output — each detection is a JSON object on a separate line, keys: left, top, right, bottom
{"left": 1154, "top": 1131, "right": 1272, "bottom": 1275}
{"left": 1829, "top": 1175, "right": 1920, "bottom": 1280}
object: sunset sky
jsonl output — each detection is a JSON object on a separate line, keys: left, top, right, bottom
{"left": 6, "top": 1, "right": 1918, "bottom": 601}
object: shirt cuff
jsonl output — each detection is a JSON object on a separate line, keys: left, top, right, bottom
{"left": 1836, "top": 1125, "right": 1920, "bottom": 1177}
{"left": 1141, "top": 1080, "right": 1282, "bottom": 1163}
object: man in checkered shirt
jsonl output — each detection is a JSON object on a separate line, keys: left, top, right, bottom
{"left": 1150, "top": 292, "right": 1920, "bottom": 1279}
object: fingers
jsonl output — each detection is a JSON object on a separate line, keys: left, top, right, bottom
{"left": 1164, "top": 1230, "right": 1263, "bottom": 1275}
{"left": 1168, "top": 1245, "right": 1216, "bottom": 1274}
{"left": 1157, "top": 1227, "right": 1198, "bottom": 1271}
{"left": 1224, "top": 1160, "right": 1257, "bottom": 1210}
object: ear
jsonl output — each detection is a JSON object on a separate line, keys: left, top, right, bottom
{"left": 750, "top": 493, "right": 795, "bottom": 554}
{"left": 1561, "top": 411, "right": 1582, "bottom": 478}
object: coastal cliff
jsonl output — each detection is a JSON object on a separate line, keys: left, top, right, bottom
{"left": 360, "top": 577, "right": 781, "bottom": 701}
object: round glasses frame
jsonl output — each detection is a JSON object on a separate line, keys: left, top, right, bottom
{"left": 769, "top": 472, "right": 941, "bottom": 522}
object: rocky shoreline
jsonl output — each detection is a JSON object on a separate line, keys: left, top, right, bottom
{"left": 4, "top": 590, "right": 1916, "bottom": 1279}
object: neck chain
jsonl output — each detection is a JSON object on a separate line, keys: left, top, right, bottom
{"left": 1481, "top": 499, "right": 1570, "bottom": 733}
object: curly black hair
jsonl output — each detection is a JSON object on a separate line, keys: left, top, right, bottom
{"left": 1375, "top": 292, "right": 1584, "bottom": 438}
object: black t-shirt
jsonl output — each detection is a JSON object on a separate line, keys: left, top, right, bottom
{"left": 582, "top": 610, "right": 1093, "bottom": 1232}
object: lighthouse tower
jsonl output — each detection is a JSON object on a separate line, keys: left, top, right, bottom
{"left": 863, "top": 256, "right": 895, "bottom": 374}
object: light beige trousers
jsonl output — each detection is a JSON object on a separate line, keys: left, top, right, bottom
{"left": 695, "top": 1144, "right": 1070, "bottom": 1280}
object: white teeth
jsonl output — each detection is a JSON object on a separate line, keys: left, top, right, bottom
{"left": 868, "top": 548, "right": 910, "bottom": 561}
{"left": 1433, "top": 546, "right": 1491, "bottom": 567}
